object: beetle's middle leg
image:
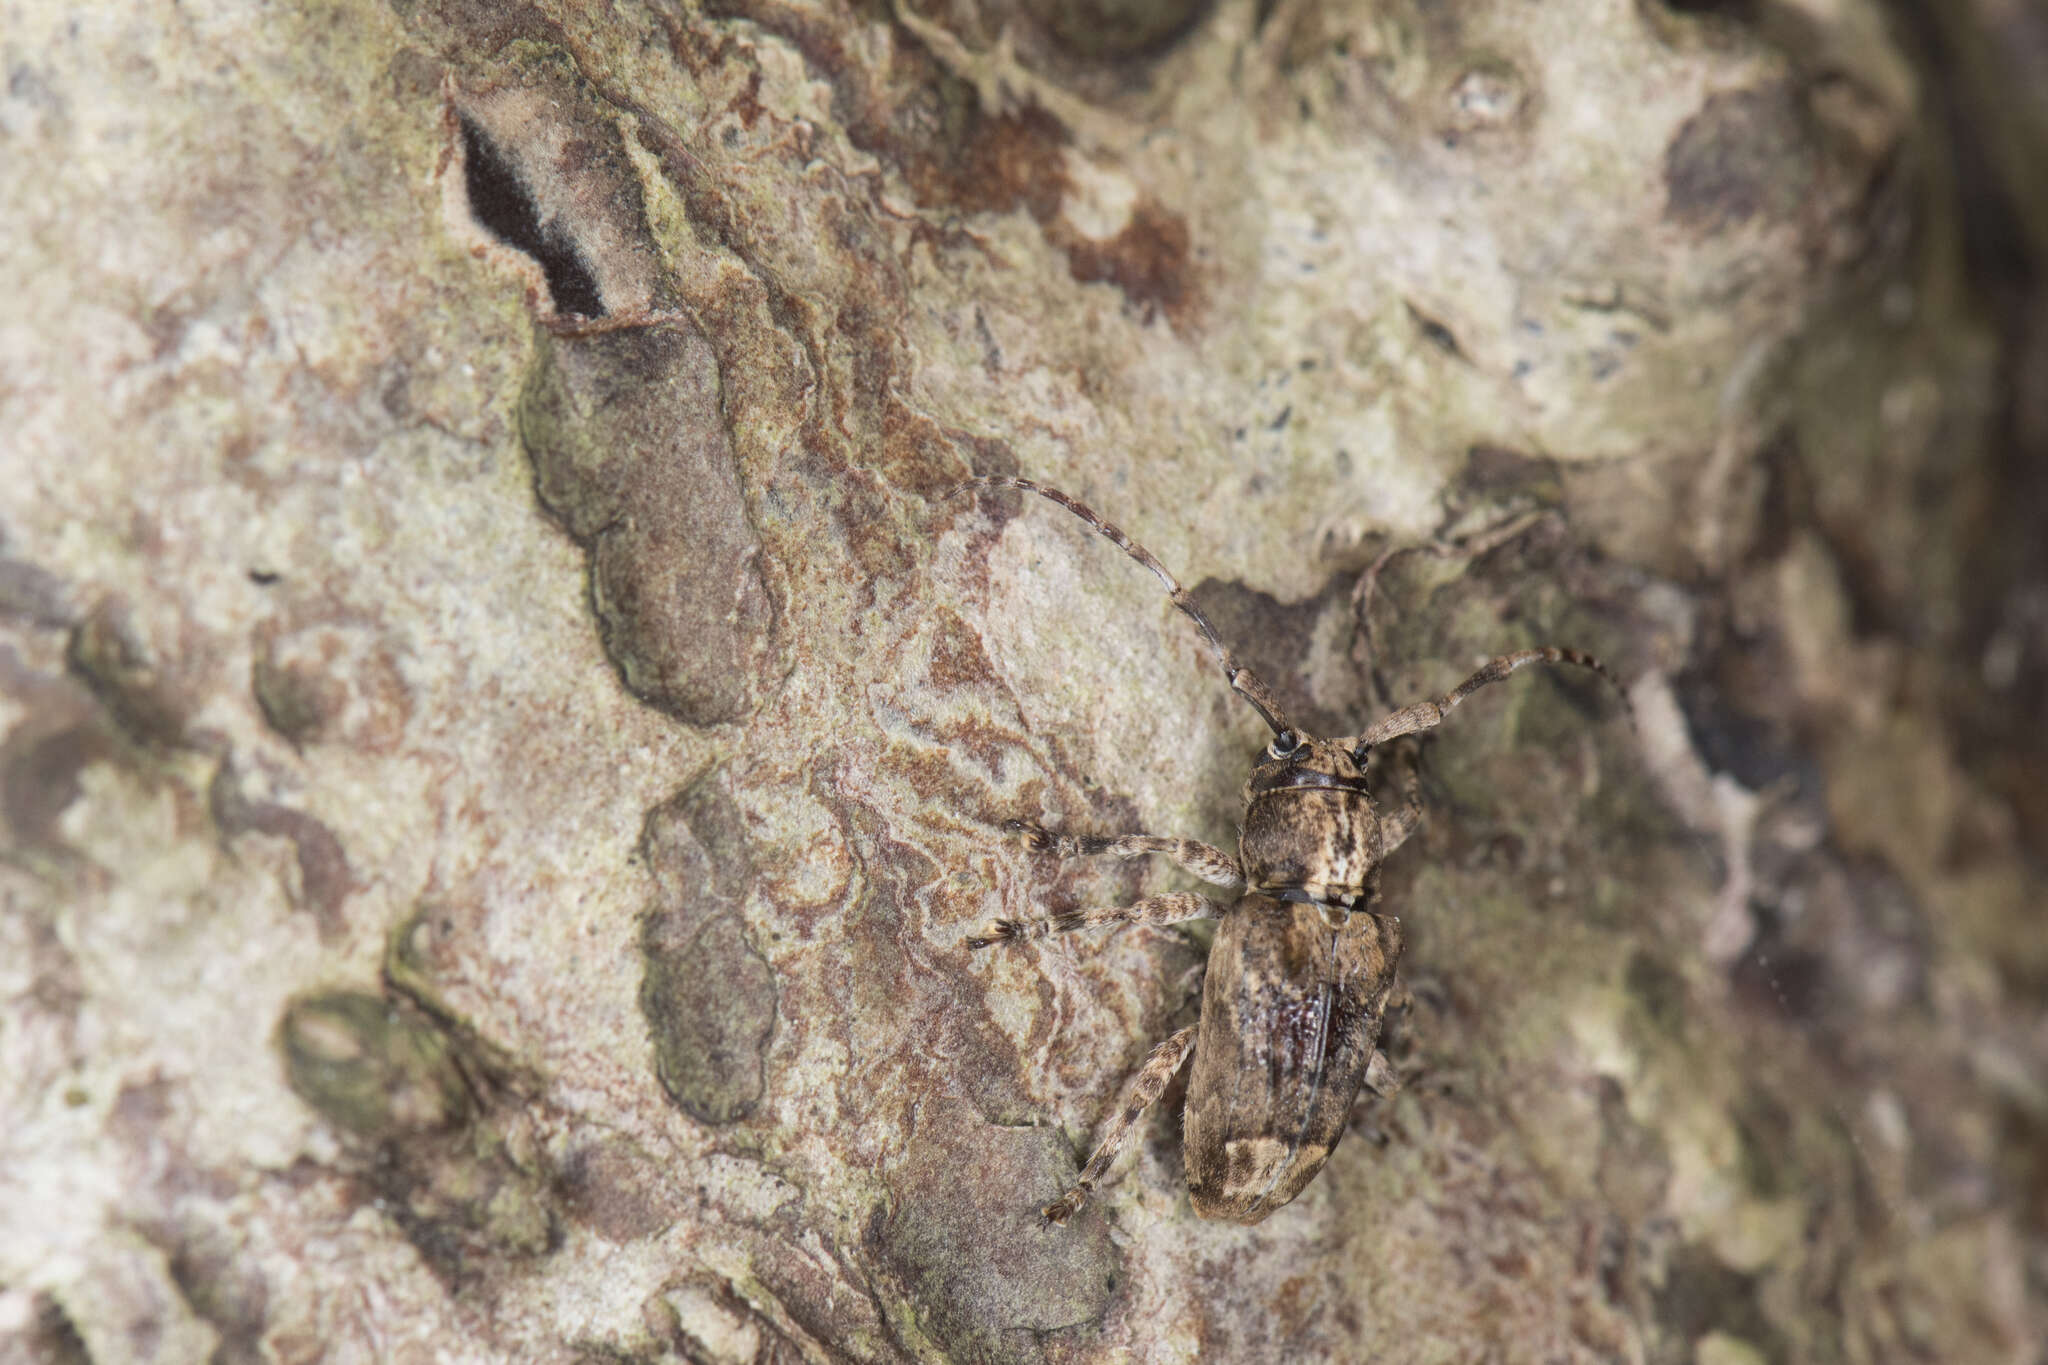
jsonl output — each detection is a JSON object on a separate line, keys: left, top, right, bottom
{"left": 967, "top": 892, "right": 1221, "bottom": 950}
{"left": 1043, "top": 1025, "right": 1197, "bottom": 1225}
{"left": 1006, "top": 820, "right": 1245, "bottom": 889}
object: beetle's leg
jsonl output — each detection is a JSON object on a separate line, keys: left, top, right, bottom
{"left": 1351, "top": 1050, "right": 1406, "bottom": 1148}
{"left": 1363, "top": 1049, "right": 1402, "bottom": 1099}
{"left": 1043, "top": 1025, "right": 1197, "bottom": 1225}
{"left": 1374, "top": 742, "right": 1424, "bottom": 858}
{"left": 1352, "top": 983, "right": 1415, "bottom": 1146}
{"left": 1346, "top": 646, "right": 1634, "bottom": 749}
{"left": 1357, "top": 980, "right": 1427, "bottom": 1107}
{"left": 967, "top": 892, "right": 1221, "bottom": 950}
{"left": 1006, "top": 820, "right": 1245, "bottom": 889}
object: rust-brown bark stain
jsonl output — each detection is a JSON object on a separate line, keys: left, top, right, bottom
{"left": 686, "top": 0, "right": 1206, "bottom": 325}
{"left": 805, "top": 759, "right": 1047, "bottom": 1127}
{"left": 1052, "top": 194, "right": 1197, "bottom": 327}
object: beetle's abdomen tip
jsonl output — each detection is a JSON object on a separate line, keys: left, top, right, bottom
{"left": 1187, "top": 1137, "right": 1330, "bottom": 1224}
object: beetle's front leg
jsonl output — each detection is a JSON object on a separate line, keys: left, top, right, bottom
{"left": 1043, "top": 1025, "right": 1197, "bottom": 1225}
{"left": 1373, "top": 741, "right": 1424, "bottom": 859}
{"left": 1005, "top": 820, "right": 1246, "bottom": 889}
{"left": 966, "top": 892, "right": 1221, "bottom": 950}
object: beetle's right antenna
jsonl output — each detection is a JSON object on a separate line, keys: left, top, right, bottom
{"left": 952, "top": 476, "right": 1297, "bottom": 739}
{"left": 1339, "top": 645, "right": 1636, "bottom": 753}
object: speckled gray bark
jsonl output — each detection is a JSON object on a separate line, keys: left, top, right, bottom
{"left": 3, "top": 0, "right": 2043, "bottom": 1362}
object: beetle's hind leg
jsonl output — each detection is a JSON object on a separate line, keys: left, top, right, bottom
{"left": 1044, "top": 1025, "right": 1197, "bottom": 1225}
{"left": 967, "top": 891, "right": 1221, "bottom": 950}
{"left": 1006, "top": 820, "right": 1245, "bottom": 889}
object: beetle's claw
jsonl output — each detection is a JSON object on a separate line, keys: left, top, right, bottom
{"left": 1042, "top": 1192, "right": 1083, "bottom": 1225}
{"left": 966, "top": 918, "right": 1026, "bottom": 951}
{"left": 1004, "top": 819, "right": 1052, "bottom": 849}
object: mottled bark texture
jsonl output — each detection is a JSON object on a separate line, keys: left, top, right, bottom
{"left": 2, "top": 0, "right": 2043, "bottom": 1361}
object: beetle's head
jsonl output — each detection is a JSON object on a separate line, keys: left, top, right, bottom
{"left": 1242, "top": 730, "right": 1367, "bottom": 800}
{"left": 1239, "top": 730, "right": 1380, "bottom": 905}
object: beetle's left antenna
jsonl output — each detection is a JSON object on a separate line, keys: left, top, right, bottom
{"left": 951, "top": 476, "right": 1297, "bottom": 739}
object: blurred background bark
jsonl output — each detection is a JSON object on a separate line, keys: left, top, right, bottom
{"left": 2, "top": 0, "right": 2043, "bottom": 1361}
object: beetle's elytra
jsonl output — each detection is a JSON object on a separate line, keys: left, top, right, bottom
{"left": 957, "top": 476, "right": 1630, "bottom": 1225}
{"left": 1185, "top": 890, "right": 1403, "bottom": 1222}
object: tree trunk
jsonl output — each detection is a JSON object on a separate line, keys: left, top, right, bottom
{"left": 3, "top": 0, "right": 2042, "bottom": 1361}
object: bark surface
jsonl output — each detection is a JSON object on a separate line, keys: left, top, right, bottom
{"left": 3, "top": 0, "right": 2043, "bottom": 1361}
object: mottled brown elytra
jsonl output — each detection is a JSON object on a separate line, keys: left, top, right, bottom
{"left": 957, "top": 476, "right": 1631, "bottom": 1225}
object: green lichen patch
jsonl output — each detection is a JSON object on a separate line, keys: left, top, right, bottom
{"left": 277, "top": 989, "right": 558, "bottom": 1283}
{"left": 1026, "top": 0, "right": 1211, "bottom": 63}
{"left": 279, "top": 990, "right": 473, "bottom": 1140}
{"left": 1652, "top": 1244, "right": 1795, "bottom": 1365}
{"left": 64, "top": 601, "right": 191, "bottom": 751}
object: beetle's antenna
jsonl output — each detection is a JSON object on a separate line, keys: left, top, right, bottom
{"left": 952, "top": 476, "right": 1296, "bottom": 738}
{"left": 1342, "top": 645, "right": 1635, "bottom": 752}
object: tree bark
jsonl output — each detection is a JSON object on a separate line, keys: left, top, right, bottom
{"left": 3, "top": 0, "right": 2042, "bottom": 1361}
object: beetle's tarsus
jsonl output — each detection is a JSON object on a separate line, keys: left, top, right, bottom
{"left": 1006, "top": 819, "right": 1052, "bottom": 849}
{"left": 1042, "top": 1186, "right": 1088, "bottom": 1225}
{"left": 966, "top": 920, "right": 1025, "bottom": 950}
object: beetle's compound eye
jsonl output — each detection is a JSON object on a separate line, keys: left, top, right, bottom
{"left": 1266, "top": 731, "right": 1301, "bottom": 761}
{"left": 1350, "top": 742, "right": 1371, "bottom": 765}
